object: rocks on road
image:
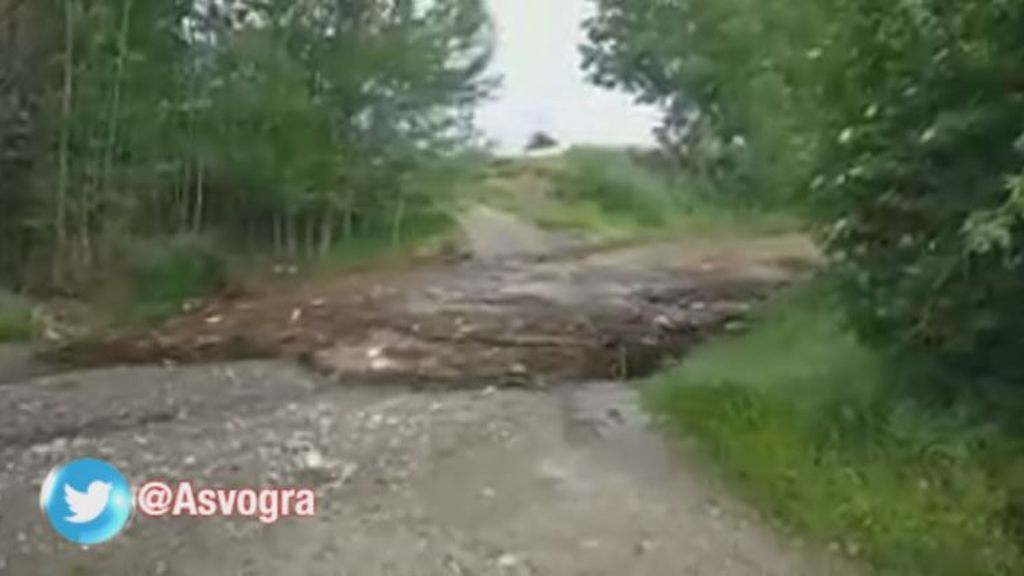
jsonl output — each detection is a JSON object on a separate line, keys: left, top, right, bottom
{"left": 0, "top": 363, "right": 850, "bottom": 575}
{"left": 0, "top": 223, "right": 852, "bottom": 575}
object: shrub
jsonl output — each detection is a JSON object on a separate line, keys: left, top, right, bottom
{"left": 814, "top": 0, "right": 1024, "bottom": 400}
{"left": 123, "top": 235, "right": 228, "bottom": 321}
{"left": 557, "top": 147, "right": 679, "bottom": 227}
{"left": 0, "top": 292, "right": 33, "bottom": 342}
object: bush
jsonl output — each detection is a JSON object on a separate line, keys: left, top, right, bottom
{"left": 814, "top": 0, "right": 1024, "bottom": 400}
{"left": 557, "top": 147, "right": 680, "bottom": 227}
{"left": 123, "top": 236, "right": 228, "bottom": 322}
{"left": 647, "top": 287, "right": 1024, "bottom": 575}
{"left": 0, "top": 292, "right": 33, "bottom": 342}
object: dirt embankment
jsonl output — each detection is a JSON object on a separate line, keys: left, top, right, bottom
{"left": 43, "top": 231, "right": 818, "bottom": 389}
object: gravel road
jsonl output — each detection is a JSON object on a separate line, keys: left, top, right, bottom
{"left": 0, "top": 362, "right": 852, "bottom": 575}
{"left": 0, "top": 211, "right": 853, "bottom": 575}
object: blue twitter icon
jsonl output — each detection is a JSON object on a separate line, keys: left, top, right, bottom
{"left": 40, "top": 458, "right": 134, "bottom": 545}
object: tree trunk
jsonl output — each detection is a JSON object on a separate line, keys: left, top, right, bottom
{"left": 391, "top": 191, "right": 405, "bottom": 247}
{"left": 319, "top": 211, "right": 335, "bottom": 256}
{"left": 53, "top": 0, "right": 75, "bottom": 286}
{"left": 100, "top": 0, "right": 133, "bottom": 204}
{"left": 192, "top": 159, "right": 204, "bottom": 233}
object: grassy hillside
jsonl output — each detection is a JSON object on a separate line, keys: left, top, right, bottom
{"left": 475, "top": 147, "right": 798, "bottom": 242}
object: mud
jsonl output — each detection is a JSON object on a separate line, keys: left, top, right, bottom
{"left": 44, "top": 235, "right": 818, "bottom": 389}
{"left": 0, "top": 229, "right": 859, "bottom": 576}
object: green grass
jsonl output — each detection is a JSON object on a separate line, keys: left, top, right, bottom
{"left": 113, "top": 235, "right": 229, "bottom": 324}
{"left": 645, "top": 285, "right": 1024, "bottom": 575}
{"left": 317, "top": 209, "right": 457, "bottom": 270}
{"left": 477, "top": 147, "right": 799, "bottom": 242}
{"left": 0, "top": 292, "right": 33, "bottom": 342}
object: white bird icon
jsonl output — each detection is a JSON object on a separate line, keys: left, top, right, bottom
{"left": 64, "top": 480, "right": 113, "bottom": 524}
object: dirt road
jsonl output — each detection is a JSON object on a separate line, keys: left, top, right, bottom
{"left": 0, "top": 214, "right": 852, "bottom": 575}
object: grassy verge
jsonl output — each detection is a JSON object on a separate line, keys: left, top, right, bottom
{"left": 479, "top": 147, "right": 798, "bottom": 242}
{"left": 645, "top": 285, "right": 1024, "bottom": 575}
{"left": 0, "top": 292, "right": 33, "bottom": 342}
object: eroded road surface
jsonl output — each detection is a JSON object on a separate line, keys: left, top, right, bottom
{"left": 0, "top": 216, "right": 853, "bottom": 575}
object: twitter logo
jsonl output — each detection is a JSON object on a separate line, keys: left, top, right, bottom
{"left": 40, "top": 458, "right": 133, "bottom": 545}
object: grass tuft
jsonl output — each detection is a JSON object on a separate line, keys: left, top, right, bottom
{"left": 646, "top": 284, "right": 1024, "bottom": 576}
{"left": 119, "top": 235, "right": 229, "bottom": 323}
{"left": 477, "top": 147, "right": 799, "bottom": 241}
{"left": 0, "top": 292, "right": 33, "bottom": 342}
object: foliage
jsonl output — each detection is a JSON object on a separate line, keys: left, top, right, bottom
{"left": 647, "top": 287, "right": 1024, "bottom": 575}
{"left": 585, "top": 0, "right": 1024, "bottom": 398}
{"left": 814, "top": 1, "right": 1024, "bottom": 396}
{"left": 121, "top": 235, "right": 228, "bottom": 322}
{"left": 0, "top": 292, "right": 33, "bottom": 342}
{"left": 556, "top": 147, "right": 678, "bottom": 227}
{"left": 0, "top": 0, "right": 496, "bottom": 289}
{"left": 582, "top": 0, "right": 830, "bottom": 204}
{"left": 474, "top": 148, "right": 798, "bottom": 241}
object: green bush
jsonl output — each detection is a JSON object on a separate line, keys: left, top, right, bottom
{"left": 557, "top": 147, "right": 680, "bottom": 227}
{"left": 123, "top": 236, "right": 228, "bottom": 322}
{"left": 814, "top": 1, "right": 1024, "bottom": 400}
{"left": 0, "top": 293, "right": 33, "bottom": 342}
{"left": 647, "top": 287, "right": 1024, "bottom": 575}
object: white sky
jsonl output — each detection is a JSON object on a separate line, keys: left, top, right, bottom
{"left": 478, "top": 0, "right": 660, "bottom": 153}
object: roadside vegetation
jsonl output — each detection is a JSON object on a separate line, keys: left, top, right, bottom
{"left": 479, "top": 147, "right": 798, "bottom": 242}
{"left": 584, "top": 0, "right": 1024, "bottom": 573}
{"left": 0, "top": 292, "right": 33, "bottom": 342}
{"left": 0, "top": 0, "right": 494, "bottom": 309}
{"left": 647, "top": 286, "right": 1024, "bottom": 575}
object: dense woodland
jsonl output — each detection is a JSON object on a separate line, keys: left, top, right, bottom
{"left": 1, "top": 0, "right": 494, "bottom": 288}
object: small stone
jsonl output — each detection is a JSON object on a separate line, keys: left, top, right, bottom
{"left": 154, "top": 560, "right": 168, "bottom": 575}
{"left": 304, "top": 450, "right": 325, "bottom": 469}
{"left": 340, "top": 462, "right": 359, "bottom": 484}
{"left": 634, "top": 539, "right": 656, "bottom": 556}
{"left": 845, "top": 541, "right": 861, "bottom": 557}
{"left": 497, "top": 553, "right": 520, "bottom": 568}
{"left": 481, "top": 487, "right": 496, "bottom": 499}
{"left": 724, "top": 321, "right": 747, "bottom": 333}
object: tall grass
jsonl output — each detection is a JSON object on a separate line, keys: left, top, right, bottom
{"left": 646, "top": 285, "right": 1024, "bottom": 575}
{"left": 0, "top": 292, "right": 33, "bottom": 342}
{"left": 485, "top": 147, "right": 800, "bottom": 240}
{"left": 113, "top": 235, "right": 229, "bottom": 324}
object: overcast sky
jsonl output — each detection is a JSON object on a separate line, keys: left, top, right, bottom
{"left": 477, "top": 0, "right": 660, "bottom": 153}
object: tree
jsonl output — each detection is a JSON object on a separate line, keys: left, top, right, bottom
{"left": 0, "top": 0, "right": 497, "bottom": 287}
{"left": 583, "top": 0, "right": 1024, "bottom": 398}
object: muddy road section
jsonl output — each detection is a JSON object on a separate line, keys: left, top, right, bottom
{"left": 0, "top": 231, "right": 854, "bottom": 575}
{"left": 45, "top": 234, "right": 818, "bottom": 388}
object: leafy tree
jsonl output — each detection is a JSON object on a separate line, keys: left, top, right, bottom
{"left": 584, "top": 0, "right": 1024, "bottom": 398}
{"left": 0, "top": 0, "right": 496, "bottom": 286}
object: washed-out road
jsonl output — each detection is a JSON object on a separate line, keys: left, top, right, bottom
{"left": 0, "top": 210, "right": 853, "bottom": 575}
